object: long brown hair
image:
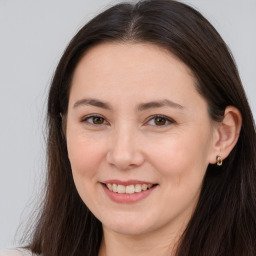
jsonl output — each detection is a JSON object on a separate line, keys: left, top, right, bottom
{"left": 26, "top": 0, "right": 256, "bottom": 255}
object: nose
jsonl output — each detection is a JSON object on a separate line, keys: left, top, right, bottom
{"left": 106, "top": 126, "right": 145, "bottom": 170}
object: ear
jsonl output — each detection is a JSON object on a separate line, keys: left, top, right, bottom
{"left": 209, "top": 106, "right": 242, "bottom": 164}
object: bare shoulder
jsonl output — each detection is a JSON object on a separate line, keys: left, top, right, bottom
{"left": 0, "top": 249, "right": 36, "bottom": 256}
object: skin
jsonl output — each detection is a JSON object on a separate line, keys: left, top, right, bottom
{"left": 65, "top": 42, "right": 230, "bottom": 256}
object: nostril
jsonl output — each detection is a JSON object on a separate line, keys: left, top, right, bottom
{"left": 106, "top": 150, "right": 144, "bottom": 170}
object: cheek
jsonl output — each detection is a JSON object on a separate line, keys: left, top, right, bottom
{"left": 146, "top": 130, "right": 211, "bottom": 180}
{"left": 67, "top": 134, "right": 105, "bottom": 179}
{"left": 66, "top": 134, "right": 106, "bottom": 207}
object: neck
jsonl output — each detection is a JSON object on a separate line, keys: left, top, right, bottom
{"left": 98, "top": 223, "right": 185, "bottom": 256}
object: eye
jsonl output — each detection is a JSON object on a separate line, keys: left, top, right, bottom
{"left": 81, "top": 114, "right": 108, "bottom": 126}
{"left": 146, "top": 115, "right": 174, "bottom": 127}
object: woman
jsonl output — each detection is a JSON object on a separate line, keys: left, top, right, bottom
{"left": 1, "top": 0, "right": 255, "bottom": 255}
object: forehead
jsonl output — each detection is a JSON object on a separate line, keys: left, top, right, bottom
{"left": 69, "top": 42, "right": 203, "bottom": 110}
{"left": 73, "top": 42, "right": 194, "bottom": 80}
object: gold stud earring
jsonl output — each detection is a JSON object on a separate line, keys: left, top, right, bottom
{"left": 216, "top": 155, "right": 222, "bottom": 166}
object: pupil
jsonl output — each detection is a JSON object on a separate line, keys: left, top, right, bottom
{"left": 93, "top": 117, "right": 103, "bottom": 124}
{"left": 155, "top": 117, "right": 166, "bottom": 125}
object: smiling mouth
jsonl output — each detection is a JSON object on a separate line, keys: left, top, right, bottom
{"left": 104, "top": 183, "right": 157, "bottom": 194}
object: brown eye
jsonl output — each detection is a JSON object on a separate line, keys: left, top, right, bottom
{"left": 154, "top": 116, "right": 167, "bottom": 126}
{"left": 146, "top": 115, "right": 174, "bottom": 127}
{"left": 82, "top": 115, "right": 107, "bottom": 126}
{"left": 92, "top": 116, "right": 105, "bottom": 124}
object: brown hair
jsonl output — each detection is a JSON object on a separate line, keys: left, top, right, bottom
{"left": 26, "top": 0, "right": 256, "bottom": 255}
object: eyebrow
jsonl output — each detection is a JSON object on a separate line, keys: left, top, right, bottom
{"left": 137, "top": 99, "right": 184, "bottom": 111}
{"left": 73, "top": 98, "right": 112, "bottom": 110}
{"left": 73, "top": 98, "right": 184, "bottom": 111}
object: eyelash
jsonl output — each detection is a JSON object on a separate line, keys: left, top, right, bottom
{"left": 145, "top": 115, "right": 175, "bottom": 127}
{"left": 81, "top": 114, "right": 109, "bottom": 126}
{"left": 81, "top": 114, "right": 175, "bottom": 127}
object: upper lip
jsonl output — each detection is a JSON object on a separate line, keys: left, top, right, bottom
{"left": 102, "top": 180, "right": 157, "bottom": 186}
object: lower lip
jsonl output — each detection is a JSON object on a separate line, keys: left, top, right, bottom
{"left": 101, "top": 183, "right": 157, "bottom": 204}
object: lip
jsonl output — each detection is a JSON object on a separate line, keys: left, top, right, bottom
{"left": 103, "top": 179, "right": 154, "bottom": 186}
{"left": 101, "top": 180, "right": 158, "bottom": 204}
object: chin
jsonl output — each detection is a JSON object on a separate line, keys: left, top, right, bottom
{"left": 106, "top": 223, "right": 152, "bottom": 236}
{"left": 100, "top": 213, "right": 158, "bottom": 236}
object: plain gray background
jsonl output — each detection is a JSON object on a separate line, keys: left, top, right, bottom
{"left": 0, "top": 0, "right": 255, "bottom": 249}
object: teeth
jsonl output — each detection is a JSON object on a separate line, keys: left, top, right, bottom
{"left": 134, "top": 184, "right": 142, "bottom": 193}
{"left": 117, "top": 185, "right": 126, "bottom": 194}
{"left": 112, "top": 184, "right": 117, "bottom": 192}
{"left": 106, "top": 184, "right": 112, "bottom": 191}
{"left": 106, "top": 183, "right": 154, "bottom": 194}
{"left": 126, "top": 185, "right": 135, "bottom": 194}
{"left": 142, "top": 184, "right": 148, "bottom": 191}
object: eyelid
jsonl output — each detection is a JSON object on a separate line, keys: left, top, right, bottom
{"left": 81, "top": 114, "right": 109, "bottom": 126}
{"left": 144, "top": 114, "right": 175, "bottom": 127}
{"left": 80, "top": 114, "right": 174, "bottom": 127}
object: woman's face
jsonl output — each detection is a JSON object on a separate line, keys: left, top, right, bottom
{"left": 66, "top": 42, "right": 217, "bottom": 236}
